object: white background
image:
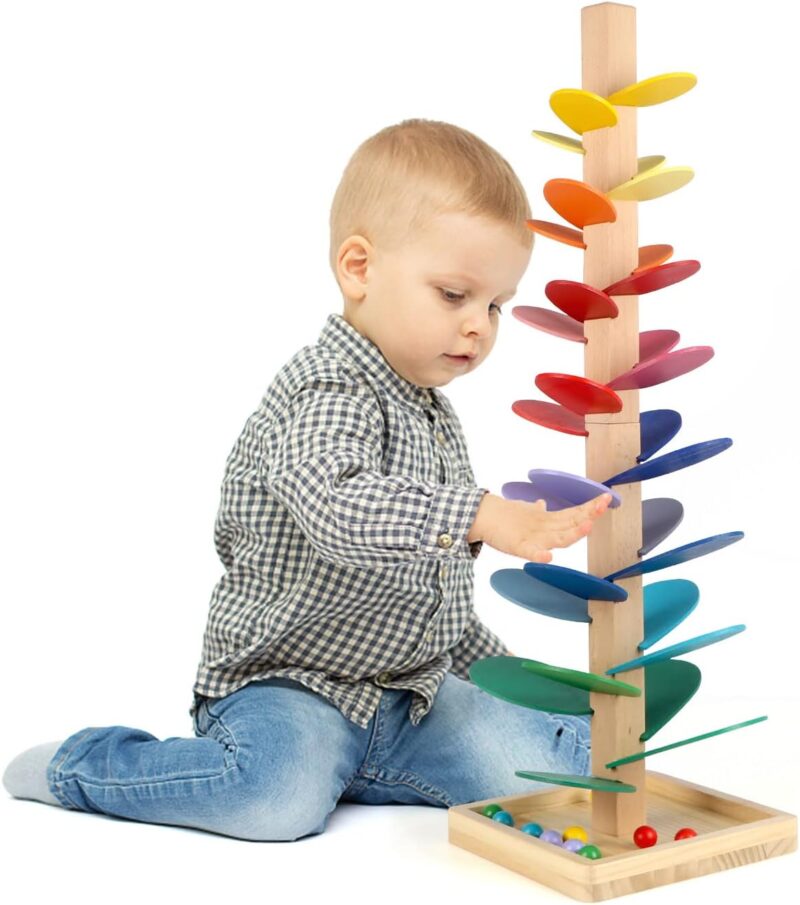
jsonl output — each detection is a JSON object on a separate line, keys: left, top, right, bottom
{"left": 1, "top": 0, "right": 797, "bottom": 901}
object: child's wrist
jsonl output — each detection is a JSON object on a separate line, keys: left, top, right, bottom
{"left": 467, "top": 492, "right": 505, "bottom": 543}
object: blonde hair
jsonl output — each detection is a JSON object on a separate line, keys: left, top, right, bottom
{"left": 328, "top": 118, "right": 534, "bottom": 283}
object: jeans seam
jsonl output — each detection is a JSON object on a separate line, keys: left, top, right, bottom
{"left": 202, "top": 708, "right": 240, "bottom": 773}
{"left": 48, "top": 728, "right": 95, "bottom": 807}
{"left": 363, "top": 768, "right": 454, "bottom": 807}
{"left": 50, "top": 728, "right": 93, "bottom": 776}
{"left": 357, "top": 691, "right": 386, "bottom": 774}
{"left": 50, "top": 714, "right": 240, "bottom": 798}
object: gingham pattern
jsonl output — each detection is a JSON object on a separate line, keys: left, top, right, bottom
{"left": 190, "top": 312, "right": 509, "bottom": 728}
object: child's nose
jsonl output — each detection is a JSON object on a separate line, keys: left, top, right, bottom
{"left": 462, "top": 305, "right": 493, "bottom": 337}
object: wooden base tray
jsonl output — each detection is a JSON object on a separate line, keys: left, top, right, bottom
{"left": 447, "top": 771, "right": 797, "bottom": 901}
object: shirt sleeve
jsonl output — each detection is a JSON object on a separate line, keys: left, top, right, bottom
{"left": 448, "top": 609, "right": 509, "bottom": 680}
{"left": 264, "top": 375, "right": 489, "bottom": 569}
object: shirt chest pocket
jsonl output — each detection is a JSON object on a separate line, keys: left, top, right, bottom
{"left": 383, "top": 427, "right": 439, "bottom": 483}
{"left": 385, "top": 412, "right": 439, "bottom": 479}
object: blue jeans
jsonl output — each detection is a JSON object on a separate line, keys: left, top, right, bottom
{"left": 46, "top": 673, "right": 591, "bottom": 842}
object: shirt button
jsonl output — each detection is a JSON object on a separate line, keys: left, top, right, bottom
{"left": 377, "top": 671, "right": 392, "bottom": 683}
{"left": 436, "top": 431, "right": 446, "bottom": 445}
{"left": 437, "top": 533, "right": 453, "bottom": 549}
{"left": 425, "top": 628, "right": 435, "bottom": 642}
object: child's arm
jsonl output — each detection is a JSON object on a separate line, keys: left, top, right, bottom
{"left": 467, "top": 491, "right": 612, "bottom": 562}
{"left": 265, "top": 374, "right": 487, "bottom": 569}
{"left": 266, "top": 372, "right": 609, "bottom": 570}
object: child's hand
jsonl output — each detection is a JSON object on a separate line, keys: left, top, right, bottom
{"left": 470, "top": 492, "right": 613, "bottom": 563}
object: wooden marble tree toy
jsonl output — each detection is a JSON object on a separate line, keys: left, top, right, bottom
{"left": 447, "top": 3, "right": 797, "bottom": 900}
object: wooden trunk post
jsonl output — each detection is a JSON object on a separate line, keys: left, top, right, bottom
{"left": 582, "top": 2, "right": 646, "bottom": 837}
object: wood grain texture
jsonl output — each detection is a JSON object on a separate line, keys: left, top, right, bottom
{"left": 581, "top": 2, "right": 645, "bottom": 836}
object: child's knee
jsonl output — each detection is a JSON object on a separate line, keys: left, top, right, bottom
{"left": 232, "top": 802, "right": 331, "bottom": 841}
{"left": 221, "top": 754, "right": 338, "bottom": 842}
{"left": 226, "top": 784, "right": 333, "bottom": 841}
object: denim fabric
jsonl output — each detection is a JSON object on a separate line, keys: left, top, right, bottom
{"left": 46, "top": 673, "right": 591, "bottom": 842}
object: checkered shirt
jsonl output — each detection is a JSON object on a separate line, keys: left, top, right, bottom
{"left": 190, "top": 312, "right": 509, "bottom": 728}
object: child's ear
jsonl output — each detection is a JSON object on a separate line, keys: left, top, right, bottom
{"left": 337, "top": 234, "right": 372, "bottom": 299}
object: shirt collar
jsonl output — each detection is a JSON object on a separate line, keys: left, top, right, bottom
{"left": 319, "top": 313, "right": 436, "bottom": 411}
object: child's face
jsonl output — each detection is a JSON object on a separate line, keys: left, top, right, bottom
{"left": 339, "top": 211, "right": 532, "bottom": 388}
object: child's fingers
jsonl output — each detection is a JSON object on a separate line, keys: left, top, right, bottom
{"left": 571, "top": 493, "right": 612, "bottom": 523}
{"left": 547, "top": 519, "right": 594, "bottom": 549}
{"left": 599, "top": 492, "right": 613, "bottom": 510}
{"left": 548, "top": 499, "right": 606, "bottom": 532}
{"left": 587, "top": 492, "right": 612, "bottom": 515}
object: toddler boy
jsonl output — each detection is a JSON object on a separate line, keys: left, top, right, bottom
{"left": 3, "top": 118, "right": 610, "bottom": 841}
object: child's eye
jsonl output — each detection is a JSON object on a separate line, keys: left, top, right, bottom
{"left": 438, "top": 288, "right": 502, "bottom": 315}
{"left": 439, "top": 288, "right": 464, "bottom": 302}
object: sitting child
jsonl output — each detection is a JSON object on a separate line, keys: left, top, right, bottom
{"left": 4, "top": 117, "right": 610, "bottom": 841}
